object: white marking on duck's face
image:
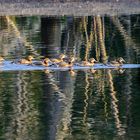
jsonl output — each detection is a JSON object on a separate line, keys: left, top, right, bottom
{"left": 118, "top": 57, "right": 125, "bottom": 63}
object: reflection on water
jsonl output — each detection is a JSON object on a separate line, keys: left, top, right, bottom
{"left": 1, "top": 15, "right": 140, "bottom": 62}
{"left": 0, "top": 14, "right": 140, "bottom": 140}
{"left": 0, "top": 69, "right": 140, "bottom": 139}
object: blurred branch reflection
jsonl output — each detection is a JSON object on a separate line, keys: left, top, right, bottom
{"left": 95, "top": 16, "right": 108, "bottom": 64}
{"left": 5, "top": 16, "right": 40, "bottom": 57}
{"left": 107, "top": 69, "right": 125, "bottom": 136}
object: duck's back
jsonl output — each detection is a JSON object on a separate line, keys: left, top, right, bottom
{"left": 51, "top": 58, "right": 61, "bottom": 63}
{"left": 58, "top": 62, "right": 70, "bottom": 67}
{"left": 19, "top": 59, "right": 31, "bottom": 64}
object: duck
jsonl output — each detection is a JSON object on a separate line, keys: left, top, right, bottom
{"left": 42, "top": 58, "right": 51, "bottom": 67}
{"left": 78, "top": 58, "right": 97, "bottom": 67}
{"left": 11, "top": 55, "right": 34, "bottom": 64}
{"left": 18, "top": 55, "right": 34, "bottom": 64}
{"left": 57, "top": 56, "right": 75, "bottom": 68}
{"left": 32, "top": 58, "right": 51, "bottom": 67}
{"left": 0, "top": 56, "right": 4, "bottom": 64}
{"left": 51, "top": 54, "right": 66, "bottom": 64}
{"left": 58, "top": 61, "right": 73, "bottom": 68}
{"left": 109, "top": 57, "right": 125, "bottom": 67}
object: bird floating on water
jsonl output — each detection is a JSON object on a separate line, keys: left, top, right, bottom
{"left": 55, "top": 56, "right": 75, "bottom": 68}
{"left": 32, "top": 58, "right": 51, "bottom": 67}
{"left": 51, "top": 54, "right": 66, "bottom": 64}
{"left": 11, "top": 55, "right": 34, "bottom": 64}
{"left": 109, "top": 57, "right": 125, "bottom": 67}
{"left": 78, "top": 58, "right": 97, "bottom": 67}
{"left": 2, "top": 54, "right": 128, "bottom": 70}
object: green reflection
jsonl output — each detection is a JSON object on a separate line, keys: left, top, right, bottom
{"left": 0, "top": 14, "right": 140, "bottom": 140}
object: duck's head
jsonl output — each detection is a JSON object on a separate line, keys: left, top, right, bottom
{"left": 117, "top": 57, "right": 125, "bottom": 63}
{"left": 44, "top": 58, "right": 50, "bottom": 63}
{"left": 89, "top": 58, "right": 97, "bottom": 63}
{"left": 59, "top": 54, "right": 66, "bottom": 59}
{"left": 0, "top": 56, "right": 4, "bottom": 61}
{"left": 27, "top": 55, "right": 34, "bottom": 61}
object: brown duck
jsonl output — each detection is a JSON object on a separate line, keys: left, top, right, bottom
{"left": 57, "top": 56, "right": 75, "bottom": 68}
{"left": 79, "top": 58, "right": 97, "bottom": 67}
{"left": 32, "top": 58, "right": 51, "bottom": 67}
{"left": 51, "top": 54, "right": 66, "bottom": 64}
{"left": 18, "top": 55, "right": 34, "bottom": 64}
{"left": 110, "top": 57, "right": 125, "bottom": 67}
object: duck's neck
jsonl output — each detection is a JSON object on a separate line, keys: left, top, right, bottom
{"left": 119, "top": 61, "right": 123, "bottom": 64}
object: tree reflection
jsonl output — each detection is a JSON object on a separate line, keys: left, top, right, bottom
{"left": 0, "top": 14, "right": 140, "bottom": 139}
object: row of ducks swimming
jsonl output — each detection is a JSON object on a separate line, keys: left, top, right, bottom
{"left": 0, "top": 54, "right": 126, "bottom": 67}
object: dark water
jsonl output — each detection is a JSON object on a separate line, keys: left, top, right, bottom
{"left": 0, "top": 15, "right": 140, "bottom": 140}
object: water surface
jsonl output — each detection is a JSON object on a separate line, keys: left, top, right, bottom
{"left": 0, "top": 15, "right": 140, "bottom": 140}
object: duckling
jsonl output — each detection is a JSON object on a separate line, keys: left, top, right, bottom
{"left": 19, "top": 55, "right": 34, "bottom": 64}
{"left": 42, "top": 58, "right": 51, "bottom": 67}
{"left": 57, "top": 56, "right": 75, "bottom": 67}
{"left": 58, "top": 61, "right": 73, "bottom": 68}
{"left": 32, "top": 58, "right": 51, "bottom": 67}
{"left": 109, "top": 57, "right": 125, "bottom": 67}
{"left": 11, "top": 55, "right": 34, "bottom": 64}
{"left": 0, "top": 56, "right": 4, "bottom": 64}
{"left": 79, "top": 58, "right": 97, "bottom": 67}
{"left": 51, "top": 54, "right": 66, "bottom": 64}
